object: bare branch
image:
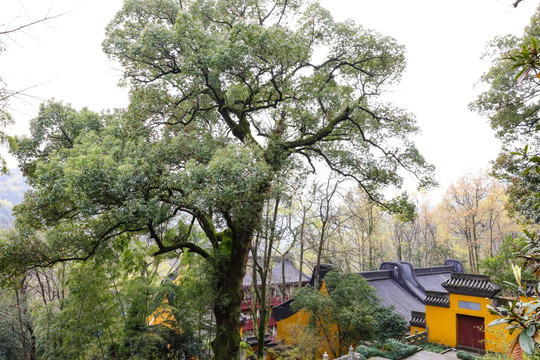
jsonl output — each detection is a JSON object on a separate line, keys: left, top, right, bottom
{"left": 1, "top": 11, "right": 64, "bottom": 36}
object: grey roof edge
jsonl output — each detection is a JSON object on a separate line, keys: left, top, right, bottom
{"left": 309, "top": 263, "right": 336, "bottom": 289}
{"left": 424, "top": 290, "right": 450, "bottom": 308}
{"left": 441, "top": 273, "right": 501, "bottom": 298}
{"left": 410, "top": 311, "right": 426, "bottom": 328}
{"left": 360, "top": 270, "right": 392, "bottom": 280}
{"left": 414, "top": 266, "right": 454, "bottom": 276}
{"left": 413, "top": 260, "right": 464, "bottom": 276}
{"left": 444, "top": 259, "right": 466, "bottom": 273}
{"left": 379, "top": 261, "right": 426, "bottom": 301}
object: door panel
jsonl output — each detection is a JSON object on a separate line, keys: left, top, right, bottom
{"left": 457, "top": 314, "right": 485, "bottom": 351}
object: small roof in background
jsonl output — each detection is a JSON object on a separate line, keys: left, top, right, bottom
{"left": 243, "top": 258, "right": 310, "bottom": 288}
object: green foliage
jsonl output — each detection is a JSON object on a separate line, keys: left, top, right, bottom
{"left": 487, "top": 259, "right": 540, "bottom": 356}
{"left": 419, "top": 342, "right": 450, "bottom": 353}
{"left": 473, "top": 7, "right": 540, "bottom": 222}
{"left": 25, "top": 235, "right": 211, "bottom": 360}
{"left": 356, "top": 339, "right": 418, "bottom": 360}
{"left": 389, "top": 192, "right": 417, "bottom": 223}
{"left": 372, "top": 306, "right": 408, "bottom": 341}
{"left": 292, "top": 270, "right": 407, "bottom": 357}
{"left": 356, "top": 344, "right": 385, "bottom": 359}
{"left": 292, "top": 270, "right": 378, "bottom": 356}
{"left": 456, "top": 350, "right": 480, "bottom": 360}
{"left": 0, "top": 330, "right": 21, "bottom": 360}
{"left": 474, "top": 6, "right": 540, "bottom": 360}
{"left": 480, "top": 235, "right": 534, "bottom": 295}
{"left": 0, "top": 290, "right": 23, "bottom": 360}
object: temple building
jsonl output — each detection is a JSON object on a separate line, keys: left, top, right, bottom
{"left": 241, "top": 257, "right": 310, "bottom": 338}
{"left": 273, "top": 260, "right": 514, "bottom": 355}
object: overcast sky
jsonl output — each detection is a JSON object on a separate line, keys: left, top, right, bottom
{"left": 1, "top": 0, "right": 539, "bottom": 199}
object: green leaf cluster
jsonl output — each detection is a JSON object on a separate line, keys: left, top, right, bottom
{"left": 355, "top": 339, "right": 418, "bottom": 360}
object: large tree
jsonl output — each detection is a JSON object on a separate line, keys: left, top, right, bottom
{"left": 5, "top": 0, "right": 434, "bottom": 358}
{"left": 472, "top": 4, "right": 540, "bottom": 358}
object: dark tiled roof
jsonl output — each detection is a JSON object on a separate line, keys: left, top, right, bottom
{"left": 309, "top": 263, "right": 336, "bottom": 289}
{"left": 243, "top": 258, "right": 310, "bottom": 287}
{"left": 360, "top": 270, "right": 391, "bottom": 281}
{"left": 424, "top": 291, "right": 450, "bottom": 308}
{"left": 414, "top": 266, "right": 454, "bottom": 276}
{"left": 267, "top": 340, "right": 288, "bottom": 351}
{"left": 410, "top": 311, "right": 426, "bottom": 328}
{"left": 245, "top": 334, "right": 272, "bottom": 346}
{"left": 416, "top": 273, "right": 451, "bottom": 293}
{"left": 368, "top": 278, "right": 425, "bottom": 321}
{"left": 272, "top": 298, "right": 294, "bottom": 322}
{"left": 441, "top": 273, "right": 501, "bottom": 298}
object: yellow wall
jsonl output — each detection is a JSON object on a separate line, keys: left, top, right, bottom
{"left": 410, "top": 326, "right": 425, "bottom": 336}
{"left": 426, "top": 303, "right": 455, "bottom": 347}
{"left": 146, "top": 297, "right": 178, "bottom": 329}
{"left": 276, "top": 310, "right": 309, "bottom": 342}
{"left": 275, "top": 281, "right": 350, "bottom": 359}
{"left": 426, "top": 293, "right": 516, "bottom": 352}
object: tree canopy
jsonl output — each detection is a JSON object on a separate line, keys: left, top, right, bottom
{"left": 471, "top": 5, "right": 540, "bottom": 222}
{"left": 4, "top": 0, "right": 434, "bottom": 358}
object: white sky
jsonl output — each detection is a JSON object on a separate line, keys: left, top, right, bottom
{"left": 1, "top": 0, "right": 539, "bottom": 199}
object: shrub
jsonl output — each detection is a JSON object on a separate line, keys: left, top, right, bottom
{"left": 355, "top": 339, "right": 418, "bottom": 360}
{"left": 372, "top": 306, "right": 408, "bottom": 341}
{"left": 456, "top": 350, "right": 479, "bottom": 360}
{"left": 355, "top": 345, "right": 385, "bottom": 359}
{"left": 419, "top": 342, "right": 450, "bottom": 353}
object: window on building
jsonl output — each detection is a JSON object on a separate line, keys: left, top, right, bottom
{"left": 458, "top": 300, "right": 481, "bottom": 311}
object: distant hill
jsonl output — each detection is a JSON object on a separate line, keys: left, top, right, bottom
{"left": 0, "top": 168, "right": 29, "bottom": 228}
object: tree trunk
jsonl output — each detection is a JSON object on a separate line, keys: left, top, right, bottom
{"left": 211, "top": 232, "right": 252, "bottom": 360}
{"left": 256, "top": 302, "right": 268, "bottom": 359}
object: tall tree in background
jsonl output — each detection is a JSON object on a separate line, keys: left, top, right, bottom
{"left": 388, "top": 211, "right": 417, "bottom": 262}
{"left": 415, "top": 194, "right": 455, "bottom": 267}
{"left": 310, "top": 177, "right": 344, "bottom": 285}
{"left": 248, "top": 192, "right": 287, "bottom": 358}
{"left": 440, "top": 172, "right": 515, "bottom": 272}
{"left": 4, "top": 0, "right": 434, "bottom": 357}
{"left": 340, "top": 189, "right": 386, "bottom": 271}
{"left": 442, "top": 173, "right": 491, "bottom": 273}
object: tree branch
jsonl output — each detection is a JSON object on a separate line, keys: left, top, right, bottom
{"left": 284, "top": 106, "right": 352, "bottom": 149}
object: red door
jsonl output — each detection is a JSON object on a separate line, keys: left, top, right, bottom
{"left": 457, "top": 314, "right": 485, "bottom": 352}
